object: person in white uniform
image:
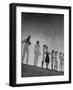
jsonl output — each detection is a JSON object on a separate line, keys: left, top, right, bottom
{"left": 61, "top": 53, "right": 64, "bottom": 72}
{"left": 22, "top": 35, "right": 31, "bottom": 64}
{"left": 51, "top": 50, "right": 55, "bottom": 70}
{"left": 59, "top": 52, "right": 62, "bottom": 71}
{"left": 34, "top": 41, "right": 41, "bottom": 66}
{"left": 54, "top": 51, "right": 58, "bottom": 71}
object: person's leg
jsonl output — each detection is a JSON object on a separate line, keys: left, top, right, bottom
{"left": 54, "top": 59, "right": 56, "bottom": 70}
{"left": 34, "top": 55, "right": 36, "bottom": 66}
{"left": 34, "top": 54, "right": 37, "bottom": 66}
{"left": 34, "top": 55, "right": 35, "bottom": 65}
{"left": 51, "top": 59, "right": 53, "bottom": 70}
{"left": 57, "top": 61, "right": 58, "bottom": 71}
{"left": 42, "top": 55, "right": 44, "bottom": 68}
{"left": 26, "top": 49, "right": 29, "bottom": 64}
{"left": 60, "top": 62, "right": 62, "bottom": 71}
{"left": 36, "top": 54, "right": 38, "bottom": 66}
{"left": 42, "top": 61, "right": 44, "bottom": 68}
{"left": 46, "top": 63, "right": 48, "bottom": 69}
{"left": 62, "top": 61, "right": 64, "bottom": 72}
{"left": 56, "top": 60, "right": 57, "bottom": 70}
{"left": 55, "top": 60, "right": 57, "bottom": 71}
{"left": 62, "top": 63, "right": 64, "bottom": 72}
{"left": 46, "top": 63, "right": 47, "bottom": 69}
{"left": 22, "top": 50, "right": 25, "bottom": 63}
{"left": 60, "top": 61, "right": 63, "bottom": 72}
{"left": 53, "top": 60, "right": 55, "bottom": 70}
{"left": 59, "top": 63, "right": 61, "bottom": 71}
{"left": 54, "top": 60, "right": 56, "bottom": 70}
{"left": 60, "top": 65, "right": 62, "bottom": 71}
{"left": 58, "top": 60, "right": 60, "bottom": 71}
{"left": 61, "top": 63, "right": 63, "bottom": 72}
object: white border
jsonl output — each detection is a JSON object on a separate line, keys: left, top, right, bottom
{"left": 16, "top": 6, "right": 69, "bottom": 84}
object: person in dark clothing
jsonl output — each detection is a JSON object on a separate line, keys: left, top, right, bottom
{"left": 41, "top": 44, "right": 46, "bottom": 68}
{"left": 45, "top": 46, "right": 50, "bottom": 69}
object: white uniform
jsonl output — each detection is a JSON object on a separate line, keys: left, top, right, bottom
{"left": 55, "top": 54, "right": 58, "bottom": 71}
{"left": 22, "top": 42, "right": 29, "bottom": 64}
{"left": 59, "top": 54, "right": 63, "bottom": 71}
{"left": 51, "top": 52, "right": 55, "bottom": 70}
{"left": 61, "top": 54, "right": 64, "bottom": 72}
{"left": 34, "top": 44, "right": 41, "bottom": 66}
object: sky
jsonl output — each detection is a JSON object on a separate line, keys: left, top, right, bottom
{"left": 21, "top": 12, "right": 64, "bottom": 68}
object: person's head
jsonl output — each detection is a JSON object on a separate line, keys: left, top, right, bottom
{"left": 36, "top": 40, "right": 40, "bottom": 45}
{"left": 60, "top": 52, "right": 62, "bottom": 55}
{"left": 46, "top": 46, "right": 48, "bottom": 51}
{"left": 52, "top": 50, "right": 54, "bottom": 53}
{"left": 43, "top": 44, "right": 46, "bottom": 47}
{"left": 55, "top": 51, "right": 57, "bottom": 53}
{"left": 55, "top": 51, "right": 58, "bottom": 55}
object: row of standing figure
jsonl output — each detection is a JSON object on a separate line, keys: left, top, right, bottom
{"left": 42, "top": 45, "right": 50, "bottom": 69}
{"left": 34, "top": 43, "right": 50, "bottom": 69}
{"left": 22, "top": 35, "right": 64, "bottom": 72}
{"left": 41, "top": 44, "right": 64, "bottom": 72}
